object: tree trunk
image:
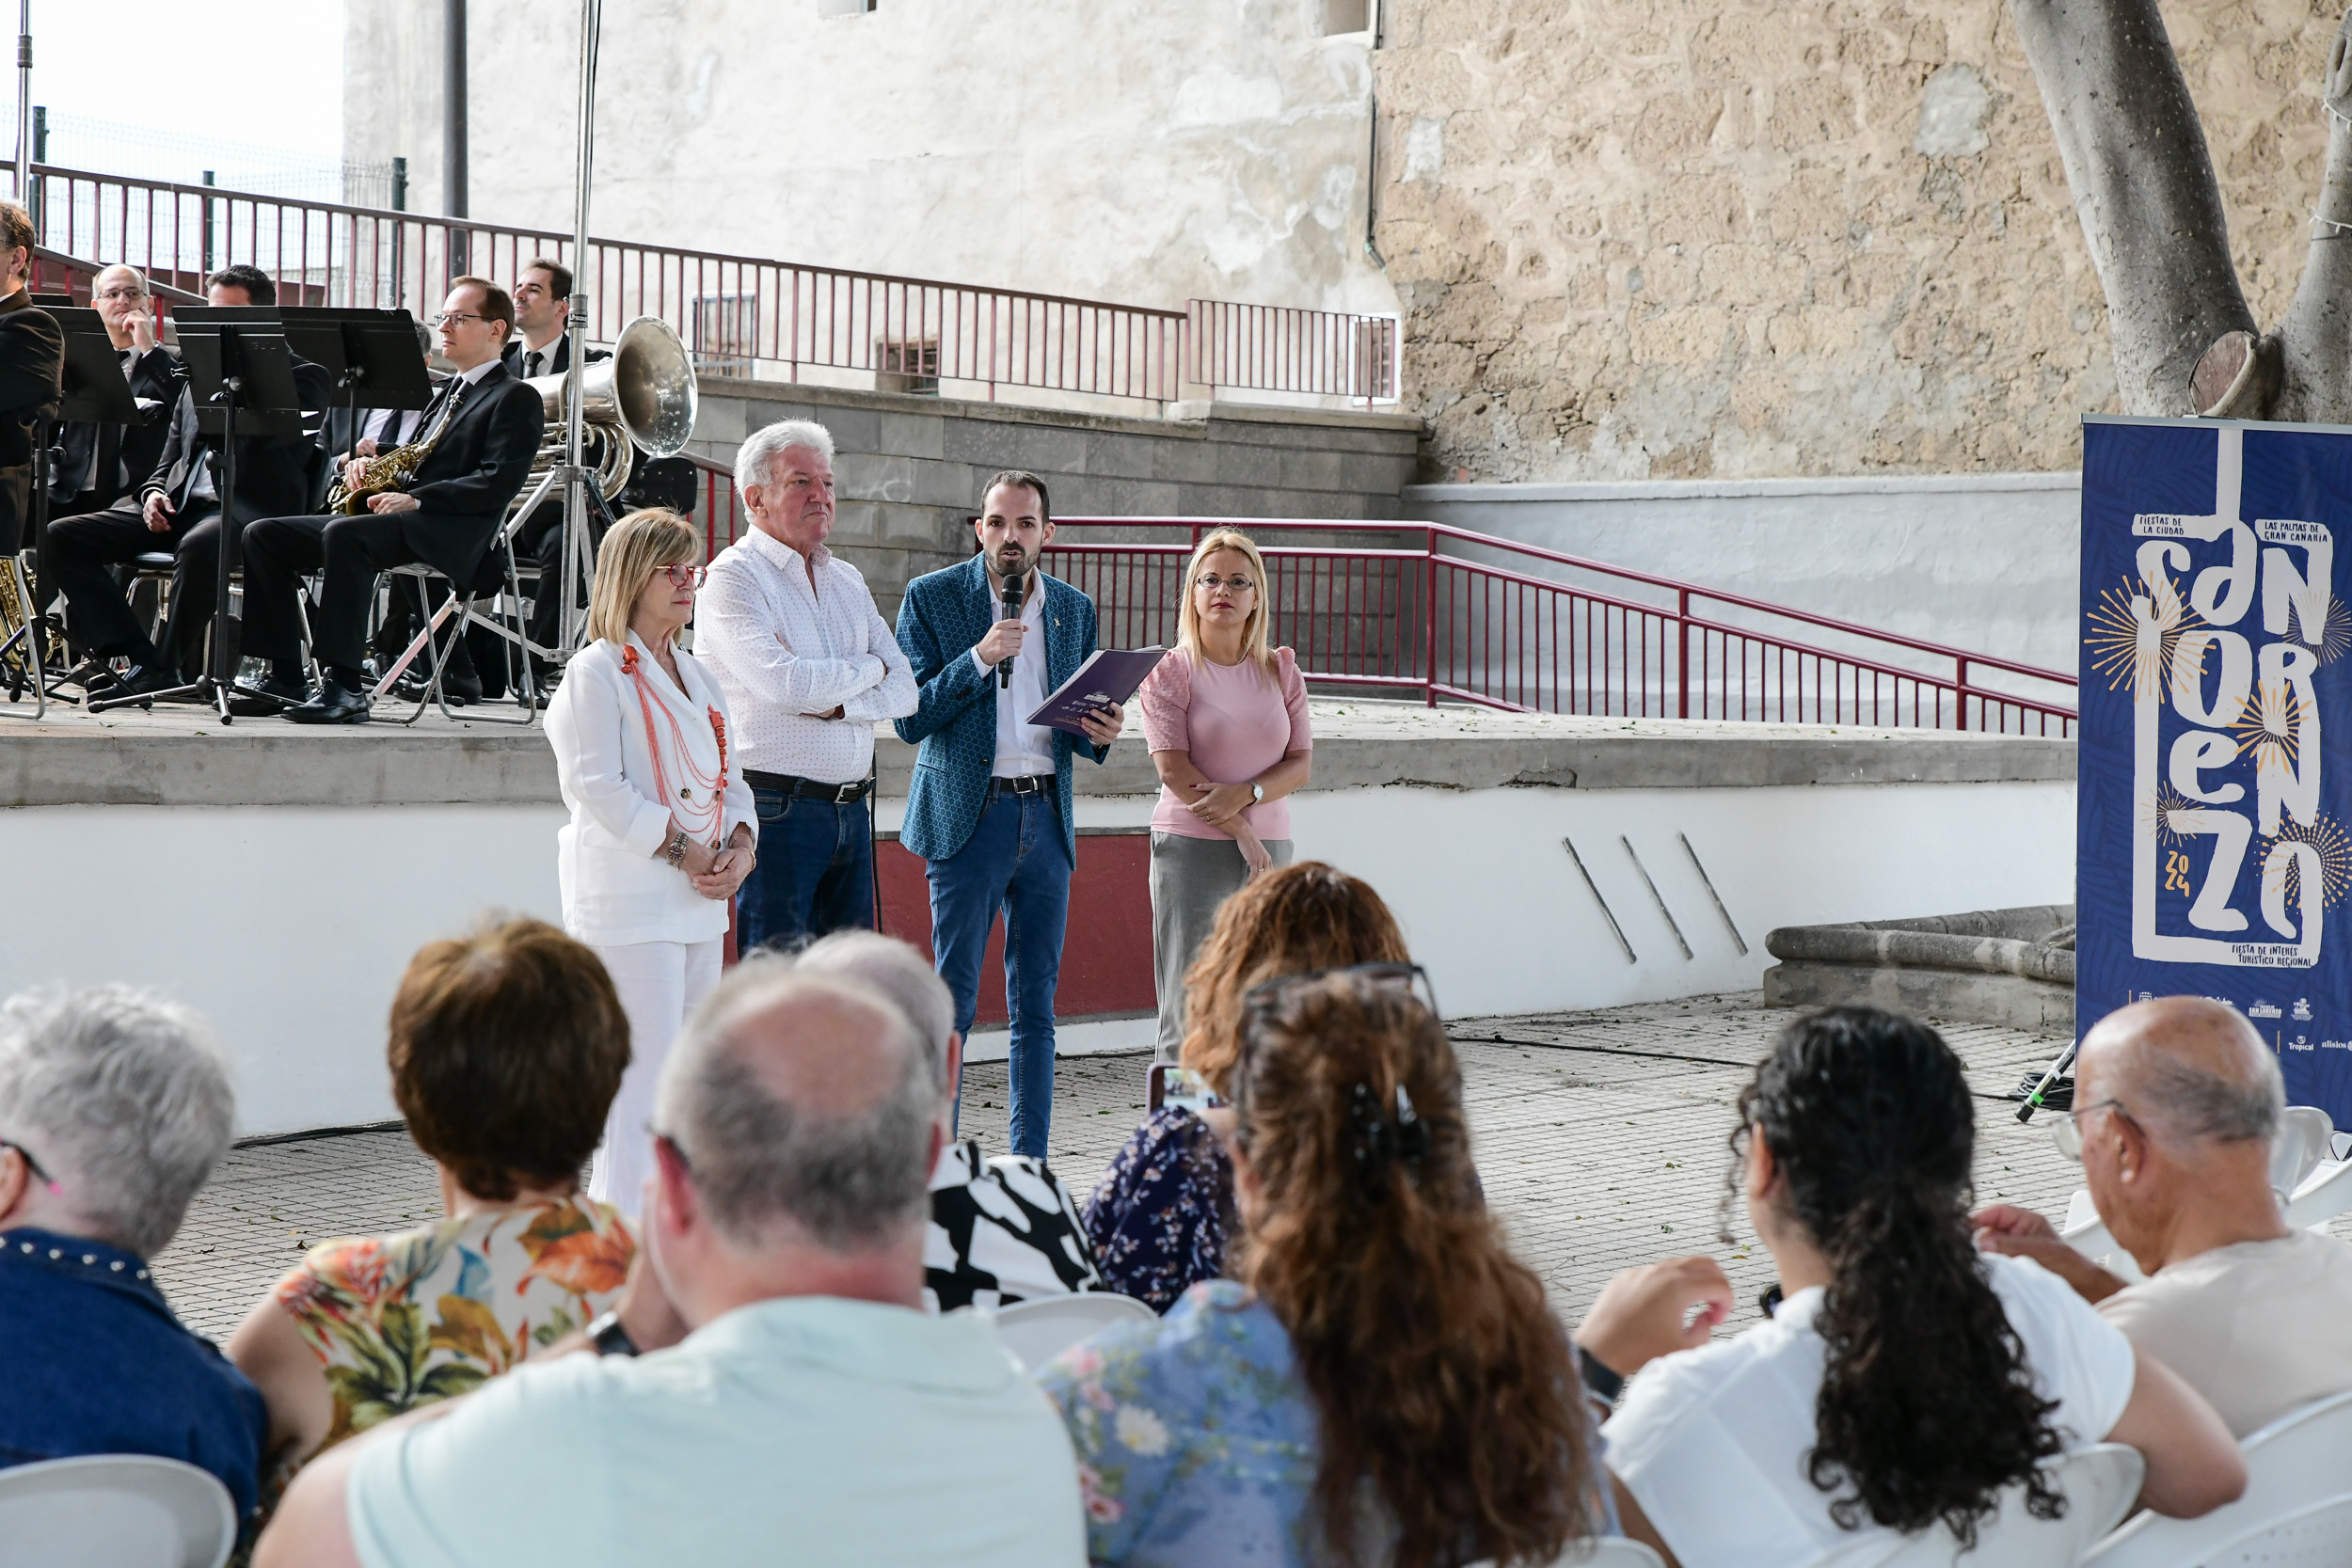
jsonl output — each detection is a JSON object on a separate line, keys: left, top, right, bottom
{"left": 2010, "top": 0, "right": 2256, "bottom": 416}
{"left": 2273, "top": 18, "right": 2352, "bottom": 423}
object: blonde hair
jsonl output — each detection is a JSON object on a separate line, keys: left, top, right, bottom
{"left": 1175, "top": 528, "right": 1279, "bottom": 680}
{"left": 587, "top": 509, "right": 700, "bottom": 647}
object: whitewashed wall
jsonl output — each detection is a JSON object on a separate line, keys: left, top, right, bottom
{"left": 343, "top": 0, "right": 1397, "bottom": 319}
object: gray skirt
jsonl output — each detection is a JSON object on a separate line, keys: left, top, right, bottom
{"left": 1150, "top": 830, "right": 1295, "bottom": 1061}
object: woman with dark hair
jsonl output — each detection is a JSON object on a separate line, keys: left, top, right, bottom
{"left": 1040, "top": 971, "right": 1610, "bottom": 1567}
{"left": 1081, "top": 861, "right": 1408, "bottom": 1308}
{"left": 1599, "top": 1007, "right": 2245, "bottom": 1567}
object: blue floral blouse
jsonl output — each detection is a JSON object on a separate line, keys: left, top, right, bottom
{"left": 1081, "top": 1107, "right": 1232, "bottom": 1311}
{"left": 1035, "top": 1279, "right": 1617, "bottom": 1567}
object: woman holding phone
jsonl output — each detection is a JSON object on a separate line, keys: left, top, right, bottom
{"left": 1135, "top": 529, "right": 1312, "bottom": 1062}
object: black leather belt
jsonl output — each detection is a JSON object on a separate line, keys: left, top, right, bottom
{"left": 989, "top": 774, "right": 1051, "bottom": 797}
{"left": 745, "top": 770, "right": 872, "bottom": 803}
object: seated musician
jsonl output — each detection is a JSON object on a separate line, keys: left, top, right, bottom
{"left": 49, "top": 265, "right": 179, "bottom": 515}
{"left": 504, "top": 256, "right": 608, "bottom": 689}
{"left": 0, "top": 199, "right": 61, "bottom": 564}
{"left": 242, "top": 277, "right": 545, "bottom": 724}
{"left": 45, "top": 265, "right": 324, "bottom": 702}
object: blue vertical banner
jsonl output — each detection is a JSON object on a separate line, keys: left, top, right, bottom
{"left": 2079, "top": 415, "right": 2352, "bottom": 1123}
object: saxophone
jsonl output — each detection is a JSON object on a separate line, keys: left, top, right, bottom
{"left": 326, "top": 384, "right": 462, "bottom": 515}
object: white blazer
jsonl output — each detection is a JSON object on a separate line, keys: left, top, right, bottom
{"left": 546, "top": 632, "right": 756, "bottom": 946}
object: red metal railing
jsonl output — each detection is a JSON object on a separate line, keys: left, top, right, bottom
{"left": 673, "top": 485, "right": 2074, "bottom": 734}
{"left": 1041, "top": 519, "right": 2078, "bottom": 736}
{"left": 12, "top": 164, "right": 1391, "bottom": 409}
{"left": 1185, "top": 300, "right": 1399, "bottom": 407}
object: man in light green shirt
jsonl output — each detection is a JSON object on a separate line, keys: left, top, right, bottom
{"left": 259, "top": 966, "right": 1088, "bottom": 1568}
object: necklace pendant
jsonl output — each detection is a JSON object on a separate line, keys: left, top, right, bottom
{"left": 679, "top": 786, "right": 694, "bottom": 800}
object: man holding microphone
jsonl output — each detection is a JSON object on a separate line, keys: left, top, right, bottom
{"left": 895, "top": 470, "right": 1122, "bottom": 1159}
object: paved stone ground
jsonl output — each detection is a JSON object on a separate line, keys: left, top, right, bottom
{"left": 151, "top": 993, "right": 2307, "bottom": 1344}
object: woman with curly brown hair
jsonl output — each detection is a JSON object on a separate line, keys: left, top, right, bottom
{"left": 1080, "top": 862, "right": 1406, "bottom": 1308}
{"left": 1039, "top": 970, "right": 1611, "bottom": 1567}
{"left": 1599, "top": 1006, "right": 2245, "bottom": 1567}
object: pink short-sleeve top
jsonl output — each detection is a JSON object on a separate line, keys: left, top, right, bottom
{"left": 1137, "top": 645, "right": 1312, "bottom": 840}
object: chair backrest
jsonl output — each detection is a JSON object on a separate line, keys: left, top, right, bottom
{"left": 2060, "top": 1196, "right": 2147, "bottom": 1285}
{"left": 2274, "top": 1107, "right": 2335, "bottom": 1200}
{"left": 0, "top": 1453, "right": 236, "bottom": 1568}
{"left": 2084, "top": 1388, "right": 2352, "bottom": 1568}
{"left": 2285, "top": 1159, "right": 2352, "bottom": 1231}
{"left": 988, "top": 1291, "right": 1159, "bottom": 1372}
{"left": 1875, "top": 1444, "right": 2146, "bottom": 1568}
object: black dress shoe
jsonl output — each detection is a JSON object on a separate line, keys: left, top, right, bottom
{"left": 282, "top": 675, "right": 371, "bottom": 725}
{"left": 227, "top": 669, "right": 313, "bottom": 718}
{"left": 441, "top": 665, "right": 484, "bottom": 705}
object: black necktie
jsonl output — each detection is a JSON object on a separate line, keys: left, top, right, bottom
{"left": 523, "top": 350, "right": 542, "bottom": 379}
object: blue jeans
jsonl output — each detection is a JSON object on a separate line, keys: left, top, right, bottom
{"left": 737, "top": 789, "right": 874, "bottom": 954}
{"left": 925, "top": 788, "right": 1073, "bottom": 1160}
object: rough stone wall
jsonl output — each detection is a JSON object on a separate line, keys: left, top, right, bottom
{"left": 1375, "top": 0, "right": 2341, "bottom": 483}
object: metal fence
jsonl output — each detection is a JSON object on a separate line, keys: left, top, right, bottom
{"left": 8, "top": 163, "right": 1391, "bottom": 411}
{"left": 1041, "top": 519, "right": 2079, "bottom": 736}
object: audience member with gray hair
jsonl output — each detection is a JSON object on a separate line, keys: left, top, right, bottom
{"left": 258, "top": 963, "right": 1087, "bottom": 1568}
{"left": 0, "top": 984, "right": 268, "bottom": 1529}
{"left": 791, "top": 931, "right": 1106, "bottom": 1309}
{"left": 1977, "top": 995, "right": 2352, "bottom": 1434}
{"left": 697, "top": 417, "right": 916, "bottom": 953}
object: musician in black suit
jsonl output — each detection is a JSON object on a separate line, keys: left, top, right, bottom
{"left": 48, "top": 265, "right": 179, "bottom": 514}
{"left": 315, "top": 319, "right": 450, "bottom": 679}
{"left": 0, "top": 200, "right": 63, "bottom": 560}
{"left": 243, "top": 277, "right": 546, "bottom": 724}
{"left": 504, "top": 256, "right": 610, "bottom": 678}
{"left": 41, "top": 265, "right": 321, "bottom": 696}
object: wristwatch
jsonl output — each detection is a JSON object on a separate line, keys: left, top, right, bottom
{"left": 587, "top": 1309, "right": 641, "bottom": 1357}
{"left": 662, "top": 828, "right": 690, "bottom": 868}
{"left": 1249, "top": 782, "right": 1265, "bottom": 804}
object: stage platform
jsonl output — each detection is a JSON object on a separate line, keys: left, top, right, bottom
{"left": 0, "top": 697, "right": 2074, "bottom": 1134}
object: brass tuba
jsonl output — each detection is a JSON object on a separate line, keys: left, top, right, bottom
{"left": 521, "top": 315, "right": 698, "bottom": 501}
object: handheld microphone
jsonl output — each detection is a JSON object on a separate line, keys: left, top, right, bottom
{"left": 998, "top": 568, "right": 1023, "bottom": 689}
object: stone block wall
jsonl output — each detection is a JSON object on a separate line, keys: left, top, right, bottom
{"left": 1375, "top": 0, "right": 2339, "bottom": 483}
{"left": 683, "top": 380, "right": 1422, "bottom": 617}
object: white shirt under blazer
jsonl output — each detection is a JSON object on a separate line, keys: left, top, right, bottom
{"left": 546, "top": 632, "right": 755, "bottom": 947}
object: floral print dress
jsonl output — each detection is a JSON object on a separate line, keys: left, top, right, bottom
{"left": 271, "top": 1197, "right": 635, "bottom": 1452}
{"left": 1037, "top": 1279, "right": 1620, "bottom": 1567}
{"left": 1081, "top": 1108, "right": 1232, "bottom": 1311}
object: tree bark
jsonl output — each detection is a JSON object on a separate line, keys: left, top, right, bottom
{"left": 2273, "top": 14, "right": 2352, "bottom": 423}
{"left": 2010, "top": 0, "right": 2256, "bottom": 415}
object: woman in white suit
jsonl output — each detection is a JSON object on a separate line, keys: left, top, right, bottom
{"left": 546, "top": 507, "right": 755, "bottom": 1218}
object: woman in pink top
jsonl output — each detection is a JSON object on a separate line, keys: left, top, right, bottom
{"left": 1136, "top": 529, "right": 1312, "bottom": 1059}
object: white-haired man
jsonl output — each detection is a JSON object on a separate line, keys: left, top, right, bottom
{"left": 258, "top": 967, "right": 1087, "bottom": 1568}
{"left": 1978, "top": 995, "right": 2352, "bottom": 1435}
{"left": 0, "top": 985, "right": 264, "bottom": 1528}
{"left": 697, "top": 419, "right": 916, "bottom": 950}
{"left": 791, "top": 931, "right": 1104, "bottom": 1309}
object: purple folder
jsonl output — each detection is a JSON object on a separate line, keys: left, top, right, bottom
{"left": 1026, "top": 647, "right": 1168, "bottom": 736}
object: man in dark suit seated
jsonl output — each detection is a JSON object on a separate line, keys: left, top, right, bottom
{"left": 242, "top": 277, "right": 546, "bottom": 724}
{"left": 46, "top": 265, "right": 178, "bottom": 516}
{"left": 0, "top": 199, "right": 61, "bottom": 564}
{"left": 314, "top": 319, "right": 452, "bottom": 686}
{"left": 43, "top": 265, "right": 324, "bottom": 700}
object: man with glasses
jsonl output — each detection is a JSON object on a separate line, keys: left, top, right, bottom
{"left": 698, "top": 419, "right": 915, "bottom": 950}
{"left": 1976, "top": 994, "right": 2352, "bottom": 1435}
{"left": 49, "top": 265, "right": 179, "bottom": 515}
{"left": 894, "top": 469, "right": 1124, "bottom": 1159}
{"left": 43, "top": 264, "right": 324, "bottom": 702}
{"left": 241, "top": 277, "right": 545, "bottom": 723}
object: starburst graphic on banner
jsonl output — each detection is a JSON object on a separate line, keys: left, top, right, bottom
{"left": 2316, "top": 595, "right": 2352, "bottom": 665}
{"left": 2085, "top": 575, "right": 2201, "bottom": 700}
{"left": 2230, "top": 679, "right": 2304, "bottom": 772}
{"left": 2263, "top": 816, "right": 2352, "bottom": 911}
{"left": 2142, "top": 784, "right": 2197, "bottom": 848}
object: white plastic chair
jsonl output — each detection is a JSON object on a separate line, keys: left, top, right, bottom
{"left": 2285, "top": 1159, "right": 2352, "bottom": 1230}
{"left": 0, "top": 1454, "right": 235, "bottom": 1568}
{"left": 2273, "top": 1108, "right": 2335, "bottom": 1199}
{"left": 2083, "top": 1387, "right": 2352, "bottom": 1568}
{"left": 1873, "top": 1443, "right": 2145, "bottom": 1567}
{"left": 987, "top": 1291, "right": 1157, "bottom": 1371}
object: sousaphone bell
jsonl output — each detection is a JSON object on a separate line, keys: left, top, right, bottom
{"left": 522, "top": 314, "right": 699, "bottom": 500}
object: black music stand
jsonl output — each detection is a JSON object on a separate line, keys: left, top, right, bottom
{"left": 278, "top": 308, "right": 432, "bottom": 477}
{"left": 15, "top": 307, "right": 146, "bottom": 698}
{"left": 90, "top": 307, "right": 304, "bottom": 724}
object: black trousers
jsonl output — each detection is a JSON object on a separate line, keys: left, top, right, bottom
{"left": 243, "top": 512, "right": 481, "bottom": 678}
{"left": 43, "top": 499, "right": 215, "bottom": 666}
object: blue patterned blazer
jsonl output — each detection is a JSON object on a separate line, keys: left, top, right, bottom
{"left": 894, "top": 554, "right": 1109, "bottom": 863}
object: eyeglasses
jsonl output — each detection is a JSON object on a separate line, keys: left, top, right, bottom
{"left": 430, "top": 311, "right": 489, "bottom": 328}
{"left": 94, "top": 286, "right": 147, "bottom": 303}
{"left": 1, "top": 1138, "right": 61, "bottom": 1195}
{"left": 660, "top": 563, "right": 707, "bottom": 590}
{"left": 1196, "top": 574, "right": 1257, "bottom": 594}
{"left": 1242, "top": 961, "right": 1442, "bottom": 1022}
{"left": 2047, "top": 1098, "right": 2135, "bottom": 1162}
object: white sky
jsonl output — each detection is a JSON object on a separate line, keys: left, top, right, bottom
{"left": 18, "top": 0, "right": 342, "bottom": 162}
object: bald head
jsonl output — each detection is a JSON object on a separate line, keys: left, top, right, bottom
{"left": 2080, "top": 996, "right": 2283, "bottom": 1147}
{"left": 655, "top": 969, "right": 935, "bottom": 1251}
